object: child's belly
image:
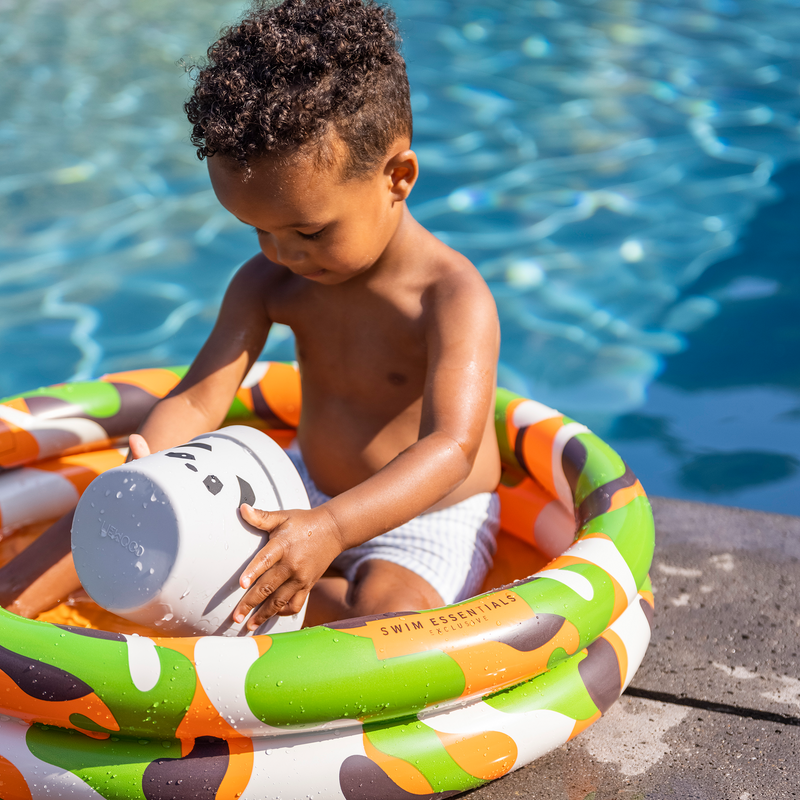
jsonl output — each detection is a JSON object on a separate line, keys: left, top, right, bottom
{"left": 296, "top": 392, "right": 422, "bottom": 495}
{"left": 295, "top": 390, "right": 501, "bottom": 509}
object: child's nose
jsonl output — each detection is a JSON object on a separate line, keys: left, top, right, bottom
{"left": 271, "top": 236, "right": 305, "bottom": 267}
{"left": 258, "top": 234, "right": 305, "bottom": 269}
{"left": 273, "top": 240, "right": 306, "bottom": 268}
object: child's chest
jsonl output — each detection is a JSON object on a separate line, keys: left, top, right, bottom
{"left": 268, "top": 280, "right": 429, "bottom": 400}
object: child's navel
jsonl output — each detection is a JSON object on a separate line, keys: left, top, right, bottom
{"left": 387, "top": 372, "right": 407, "bottom": 386}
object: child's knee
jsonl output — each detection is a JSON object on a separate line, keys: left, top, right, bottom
{"left": 351, "top": 560, "right": 444, "bottom": 615}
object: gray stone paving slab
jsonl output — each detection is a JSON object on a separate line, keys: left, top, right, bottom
{"left": 633, "top": 498, "right": 800, "bottom": 717}
{"left": 467, "top": 498, "right": 800, "bottom": 800}
{"left": 468, "top": 695, "right": 798, "bottom": 800}
{"left": 646, "top": 498, "right": 800, "bottom": 560}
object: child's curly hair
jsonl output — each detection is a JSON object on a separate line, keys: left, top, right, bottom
{"left": 185, "top": 0, "right": 412, "bottom": 179}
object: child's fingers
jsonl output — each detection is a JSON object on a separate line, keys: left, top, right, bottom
{"left": 276, "top": 591, "right": 308, "bottom": 617}
{"left": 234, "top": 538, "right": 293, "bottom": 621}
{"left": 238, "top": 536, "right": 285, "bottom": 590}
{"left": 246, "top": 583, "right": 308, "bottom": 630}
{"left": 240, "top": 503, "right": 286, "bottom": 533}
{"left": 127, "top": 433, "right": 151, "bottom": 461}
{"left": 233, "top": 562, "right": 294, "bottom": 624}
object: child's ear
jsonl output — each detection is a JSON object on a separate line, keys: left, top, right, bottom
{"left": 386, "top": 149, "right": 419, "bottom": 202}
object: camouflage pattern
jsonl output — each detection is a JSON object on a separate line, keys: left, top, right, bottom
{"left": 0, "top": 364, "right": 654, "bottom": 800}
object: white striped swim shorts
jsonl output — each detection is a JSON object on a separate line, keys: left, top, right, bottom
{"left": 285, "top": 445, "right": 500, "bottom": 604}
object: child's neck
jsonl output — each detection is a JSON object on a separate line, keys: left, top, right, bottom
{"left": 361, "top": 205, "right": 426, "bottom": 281}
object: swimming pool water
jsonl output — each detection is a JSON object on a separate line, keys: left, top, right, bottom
{"left": 1, "top": 0, "right": 799, "bottom": 515}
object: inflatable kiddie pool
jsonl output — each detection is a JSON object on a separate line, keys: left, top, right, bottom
{"left": 0, "top": 362, "right": 654, "bottom": 800}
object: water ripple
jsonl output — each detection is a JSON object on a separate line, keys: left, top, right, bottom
{"left": 0, "top": 0, "right": 799, "bottom": 422}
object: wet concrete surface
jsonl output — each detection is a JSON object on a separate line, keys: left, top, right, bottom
{"left": 468, "top": 497, "right": 800, "bottom": 800}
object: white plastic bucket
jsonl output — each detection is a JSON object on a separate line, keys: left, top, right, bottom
{"left": 71, "top": 426, "right": 310, "bottom": 636}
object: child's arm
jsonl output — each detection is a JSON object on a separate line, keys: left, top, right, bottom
{"left": 134, "top": 256, "right": 275, "bottom": 453}
{"left": 234, "top": 272, "right": 500, "bottom": 628}
{"left": 0, "top": 257, "right": 275, "bottom": 620}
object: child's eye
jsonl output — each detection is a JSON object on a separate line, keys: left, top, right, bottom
{"left": 298, "top": 228, "right": 325, "bottom": 241}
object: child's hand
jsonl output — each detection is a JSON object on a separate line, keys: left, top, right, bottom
{"left": 127, "top": 434, "right": 151, "bottom": 461}
{"left": 233, "top": 504, "right": 345, "bottom": 630}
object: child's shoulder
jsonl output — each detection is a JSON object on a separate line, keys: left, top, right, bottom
{"left": 412, "top": 224, "right": 496, "bottom": 308}
{"left": 216, "top": 252, "right": 306, "bottom": 332}
{"left": 383, "top": 221, "right": 499, "bottom": 346}
{"left": 229, "top": 252, "right": 300, "bottom": 300}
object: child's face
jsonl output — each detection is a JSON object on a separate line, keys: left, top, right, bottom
{"left": 208, "top": 139, "right": 417, "bottom": 284}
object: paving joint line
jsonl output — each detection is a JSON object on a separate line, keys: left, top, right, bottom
{"left": 624, "top": 686, "right": 800, "bottom": 727}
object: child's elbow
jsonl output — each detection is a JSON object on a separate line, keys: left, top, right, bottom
{"left": 441, "top": 432, "right": 480, "bottom": 482}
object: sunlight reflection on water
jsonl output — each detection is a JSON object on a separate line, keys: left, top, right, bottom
{"left": 1, "top": 0, "right": 799, "bottom": 509}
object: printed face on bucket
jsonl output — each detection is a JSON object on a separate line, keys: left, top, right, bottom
{"left": 70, "top": 426, "right": 310, "bottom": 635}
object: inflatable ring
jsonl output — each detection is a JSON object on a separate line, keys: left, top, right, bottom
{"left": 0, "top": 362, "right": 654, "bottom": 800}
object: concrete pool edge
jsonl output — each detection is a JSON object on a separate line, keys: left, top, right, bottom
{"left": 468, "top": 495, "right": 800, "bottom": 800}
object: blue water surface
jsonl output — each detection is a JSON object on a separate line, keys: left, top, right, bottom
{"left": 1, "top": 0, "right": 799, "bottom": 514}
